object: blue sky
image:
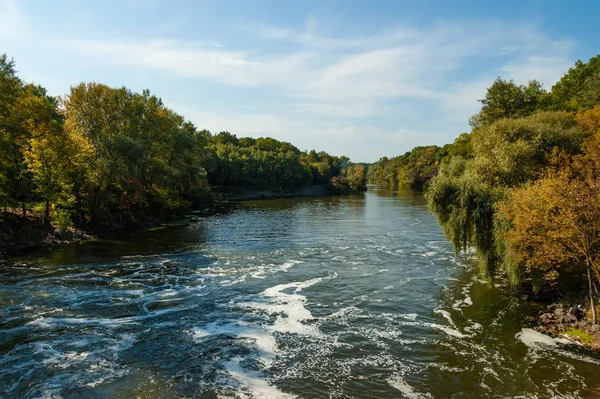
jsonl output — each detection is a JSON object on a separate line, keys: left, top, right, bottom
{"left": 1, "top": 0, "right": 598, "bottom": 162}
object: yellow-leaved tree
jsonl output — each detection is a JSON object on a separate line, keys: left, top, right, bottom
{"left": 497, "top": 105, "right": 600, "bottom": 324}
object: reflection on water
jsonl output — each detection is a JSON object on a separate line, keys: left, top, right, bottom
{"left": 1, "top": 187, "right": 600, "bottom": 398}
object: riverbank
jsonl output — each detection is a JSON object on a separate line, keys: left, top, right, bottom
{"left": 0, "top": 185, "right": 350, "bottom": 257}
{"left": 530, "top": 303, "right": 600, "bottom": 350}
{"left": 211, "top": 184, "right": 328, "bottom": 201}
{"left": 0, "top": 212, "right": 92, "bottom": 257}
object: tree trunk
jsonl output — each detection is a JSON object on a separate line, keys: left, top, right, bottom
{"left": 22, "top": 201, "right": 26, "bottom": 219}
{"left": 588, "top": 267, "right": 597, "bottom": 324}
{"left": 45, "top": 200, "right": 50, "bottom": 225}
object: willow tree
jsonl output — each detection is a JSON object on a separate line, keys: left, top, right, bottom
{"left": 427, "top": 111, "right": 586, "bottom": 280}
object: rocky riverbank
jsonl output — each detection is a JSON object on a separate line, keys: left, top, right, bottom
{"left": 0, "top": 213, "right": 91, "bottom": 257}
{"left": 530, "top": 303, "right": 600, "bottom": 350}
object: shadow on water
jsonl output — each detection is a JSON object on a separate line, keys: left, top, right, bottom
{"left": 420, "top": 258, "right": 600, "bottom": 399}
{"left": 10, "top": 221, "right": 210, "bottom": 267}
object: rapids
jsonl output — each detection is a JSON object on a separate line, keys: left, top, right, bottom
{"left": 1, "top": 188, "right": 599, "bottom": 398}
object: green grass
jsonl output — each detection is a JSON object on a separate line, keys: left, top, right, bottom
{"left": 564, "top": 328, "right": 594, "bottom": 345}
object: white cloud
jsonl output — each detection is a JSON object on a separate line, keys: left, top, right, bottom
{"left": 1, "top": 3, "right": 579, "bottom": 161}
{"left": 289, "top": 102, "right": 390, "bottom": 118}
{"left": 66, "top": 40, "right": 260, "bottom": 81}
{"left": 57, "top": 20, "right": 572, "bottom": 111}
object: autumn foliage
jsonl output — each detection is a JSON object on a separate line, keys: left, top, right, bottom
{"left": 427, "top": 53, "right": 600, "bottom": 321}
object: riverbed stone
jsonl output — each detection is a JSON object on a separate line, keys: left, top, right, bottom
{"left": 540, "top": 313, "right": 554, "bottom": 323}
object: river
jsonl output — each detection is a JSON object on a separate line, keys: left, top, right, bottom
{"left": 1, "top": 187, "right": 599, "bottom": 398}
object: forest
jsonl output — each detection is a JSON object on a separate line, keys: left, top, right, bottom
{"left": 0, "top": 54, "right": 366, "bottom": 233}
{"left": 378, "top": 54, "right": 600, "bottom": 320}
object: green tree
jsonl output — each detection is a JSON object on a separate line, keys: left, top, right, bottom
{"left": 550, "top": 55, "right": 600, "bottom": 111}
{"left": 22, "top": 86, "right": 65, "bottom": 222}
{"left": 469, "top": 78, "right": 547, "bottom": 128}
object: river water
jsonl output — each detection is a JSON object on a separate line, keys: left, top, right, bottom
{"left": 1, "top": 187, "right": 599, "bottom": 398}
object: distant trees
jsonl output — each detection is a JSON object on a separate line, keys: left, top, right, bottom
{"left": 330, "top": 163, "right": 367, "bottom": 193}
{"left": 205, "top": 132, "right": 364, "bottom": 192}
{"left": 367, "top": 145, "right": 451, "bottom": 189}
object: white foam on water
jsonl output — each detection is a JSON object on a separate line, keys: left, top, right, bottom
{"left": 322, "top": 306, "right": 367, "bottom": 324}
{"left": 516, "top": 328, "right": 559, "bottom": 348}
{"left": 250, "top": 273, "right": 337, "bottom": 336}
{"left": 278, "top": 260, "right": 302, "bottom": 272}
{"left": 555, "top": 349, "right": 600, "bottom": 365}
{"left": 27, "top": 316, "right": 133, "bottom": 329}
{"left": 222, "top": 358, "right": 296, "bottom": 399}
{"left": 429, "top": 323, "right": 469, "bottom": 338}
{"left": 465, "top": 322, "right": 483, "bottom": 333}
{"left": 195, "top": 273, "right": 337, "bottom": 377}
{"left": 25, "top": 332, "right": 137, "bottom": 394}
{"left": 433, "top": 308, "right": 456, "bottom": 326}
{"left": 192, "top": 322, "right": 278, "bottom": 367}
{"left": 515, "top": 328, "right": 600, "bottom": 367}
{"left": 205, "top": 260, "right": 304, "bottom": 283}
{"left": 452, "top": 285, "right": 473, "bottom": 310}
{"left": 387, "top": 375, "right": 432, "bottom": 399}
{"left": 401, "top": 313, "right": 419, "bottom": 321}
{"left": 221, "top": 276, "right": 248, "bottom": 286}
{"left": 107, "top": 333, "right": 137, "bottom": 353}
{"left": 380, "top": 312, "right": 418, "bottom": 321}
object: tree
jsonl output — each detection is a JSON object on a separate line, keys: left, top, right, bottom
{"left": 0, "top": 54, "right": 32, "bottom": 217}
{"left": 21, "top": 86, "right": 65, "bottom": 222}
{"left": 61, "top": 82, "right": 211, "bottom": 225}
{"left": 469, "top": 78, "right": 547, "bottom": 128}
{"left": 497, "top": 167, "right": 600, "bottom": 323}
{"left": 550, "top": 55, "right": 600, "bottom": 111}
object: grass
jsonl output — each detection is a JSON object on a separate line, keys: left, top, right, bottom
{"left": 563, "top": 328, "right": 594, "bottom": 345}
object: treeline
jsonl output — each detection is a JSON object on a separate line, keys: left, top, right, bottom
{"left": 366, "top": 136, "right": 472, "bottom": 189}
{"left": 205, "top": 132, "right": 366, "bottom": 193}
{"left": 424, "top": 54, "right": 600, "bottom": 321}
{"left": 0, "top": 54, "right": 366, "bottom": 231}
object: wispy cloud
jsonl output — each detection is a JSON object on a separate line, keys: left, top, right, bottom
{"left": 1, "top": 1, "right": 579, "bottom": 161}
{"left": 58, "top": 20, "right": 571, "bottom": 106}
{"left": 0, "top": 0, "right": 25, "bottom": 40}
